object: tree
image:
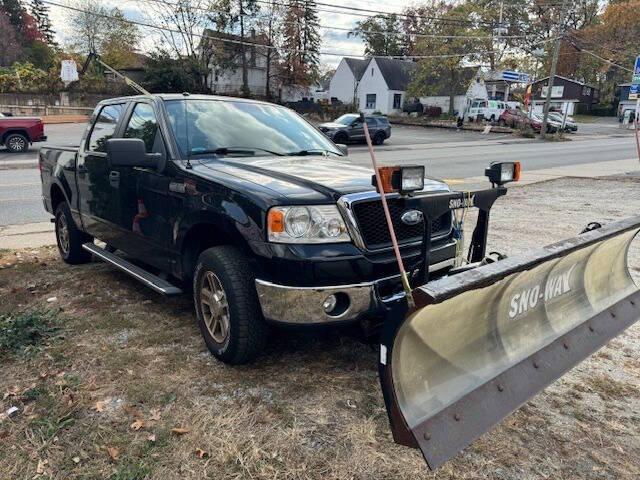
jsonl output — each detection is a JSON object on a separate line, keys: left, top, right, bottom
{"left": 349, "top": 14, "right": 407, "bottom": 57}
{"left": 143, "top": 49, "right": 203, "bottom": 93}
{"left": 29, "top": 0, "right": 55, "bottom": 46}
{"left": 69, "top": 1, "right": 139, "bottom": 68}
{"left": 407, "top": 3, "right": 484, "bottom": 115}
{"left": 280, "top": 0, "right": 320, "bottom": 87}
{"left": 0, "top": 7, "right": 23, "bottom": 66}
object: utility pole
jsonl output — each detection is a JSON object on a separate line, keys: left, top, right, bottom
{"left": 540, "top": 0, "right": 569, "bottom": 138}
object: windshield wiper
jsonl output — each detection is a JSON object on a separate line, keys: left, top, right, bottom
{"left": 190, "top": 147, "right": 285, "bottom": 157}
{"left": 285, "top": 148, "right": 339, "bottom": 156}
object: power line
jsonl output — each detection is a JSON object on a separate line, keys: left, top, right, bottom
{"left": 141, "top": 0, "right": 534, "bottom": 41}
{"left": 43, "top": 0, "right": 501, "bottom": 60}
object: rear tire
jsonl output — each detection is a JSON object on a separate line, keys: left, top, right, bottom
{"left": 55, "top": 202, "right": 93, "bottom": 264}
{"left": 193, "top": 246, "right": 268, "bottom": 365}
{"left": 5, "top": 133, "right": 28, "bottom": 153}
{"left": 498, "top": 119, "right": 506, "bottom": 127}
{"left": 373, "top": 132, "right": 385, "bottom": 145}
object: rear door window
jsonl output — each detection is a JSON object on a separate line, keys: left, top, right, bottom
{"left": 87, "top": 104, "right": 125, "bottom": 153}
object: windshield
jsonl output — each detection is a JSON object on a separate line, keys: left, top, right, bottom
{"left": 334, "top": 114, "right": 358, "bottom": 125}
{"left": 164, "top": 99, "right": 342, "bottom": 158}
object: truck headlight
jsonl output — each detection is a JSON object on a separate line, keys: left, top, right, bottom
{"left": 267, "top": 205, "right": 351, "bottom": 243}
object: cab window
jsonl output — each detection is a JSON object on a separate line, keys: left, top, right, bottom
{"left": 124, "top": 103, "right": 163, "bottom": 153}
{"left": 88, "top": 104, "right": 125, "bottom": 152}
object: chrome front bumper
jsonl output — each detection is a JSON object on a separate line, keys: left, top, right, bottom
{"left": 255, "top": 258, "right": 455, "bottom": 325}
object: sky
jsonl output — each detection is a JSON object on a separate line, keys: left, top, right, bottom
{"left": 47, "top": 0, "right": 422, "bottom": 68}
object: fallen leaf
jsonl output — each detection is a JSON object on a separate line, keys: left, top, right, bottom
{"left": 36, "top": 459, "right": 48, "bottom": 474}
{"left": 195, "top": 448, "right": 208, "bottom": 459}
{"left": 171, "top": 427, "right": 190, "bottom": 435}
{"left": 106, "top": 446, "right": 120, "bottom": 461}
{"left": 147, "top": 434, "right": 156, "bottom": 442}
{"left": 93, "top": 401, "right": 106, "bottom": 413}
{"left": 149, "top": 409, "right": 161, "bottom": 421}
{"left": 72, "top": 456, "right": 80, "bottom": 464}
{"left": 130, "top": 419, "right": 144, "bottom": 431}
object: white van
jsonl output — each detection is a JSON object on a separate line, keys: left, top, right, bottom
{"left": 467, "top": 99, "right": 508, "bottom": 122}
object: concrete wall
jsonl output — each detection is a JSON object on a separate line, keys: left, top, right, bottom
{"left": 419, "top": 95, "right": 467, "bottom": 116}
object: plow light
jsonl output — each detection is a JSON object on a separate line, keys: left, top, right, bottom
{"left": 485, "top": 161, "right": 521, "bottom": 186}
{"left": 373, "top": 165, "right": 425, "bottom": 194}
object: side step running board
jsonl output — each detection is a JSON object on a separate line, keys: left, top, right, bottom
{"left": 82, "top": 243, "right": 182, "bottom": 295}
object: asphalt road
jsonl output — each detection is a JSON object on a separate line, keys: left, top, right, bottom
{"left": 0, "top": 121, "right": 637, "bottom": 226}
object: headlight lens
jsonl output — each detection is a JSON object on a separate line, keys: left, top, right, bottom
{"left": 268, "top": 205, "right": 351, "bottom": 243}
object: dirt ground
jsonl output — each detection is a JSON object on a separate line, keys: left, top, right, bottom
{"left": 1, "top": 176, "right": 639, "bottom": 480}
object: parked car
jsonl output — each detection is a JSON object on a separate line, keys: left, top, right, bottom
{"left": 619, "top": 107, "right": 636, "bottom": 123}
{"left": 531, "top": 113, "right": 560, "bottom": 133}
{"left": 548, "top": 112, "right": 578, "bottom": 132}
{"left": 318, "top": 114, "right": 391, "bottom": 145}
{"left": 467, "top": 99, "right": 508, "bottom": 122}
{"left": 39, "top": 94, "right": 456, "bottom": 364}
{"left": 0, "top": 115, "right": 47, "bottom": 153}
{"left": 499, "top": 109, "right": 541, "bottom": 131}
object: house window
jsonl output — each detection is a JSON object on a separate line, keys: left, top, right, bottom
{"left": 366, "top": 94, "right": 376, "bottom": 109}
{"left": 393, "top": 93, "right": 402, "bottom": 109}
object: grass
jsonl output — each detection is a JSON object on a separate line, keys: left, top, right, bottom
{"left": 0, "top": 309, "right": 60, "bottom": 356}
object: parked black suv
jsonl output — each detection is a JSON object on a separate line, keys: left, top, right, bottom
{"left": 40, "top": 94, "right": 456, "bottom": 364}
{"left": 318, "top": 114, "right": 391, "bottom": 145}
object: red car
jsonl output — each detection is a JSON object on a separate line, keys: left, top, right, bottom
{"left": 499, "top": 109, "right": 542, "bottom": 132}
{"left": 0, "top": 113, "right": 47, "bottom": 153}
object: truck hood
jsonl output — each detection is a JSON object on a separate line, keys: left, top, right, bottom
{"left": 189, "top": 155, "right": 448, "bottom": 203}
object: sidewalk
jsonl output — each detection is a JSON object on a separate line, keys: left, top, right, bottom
{"left": 0, "top": 221, "right": 54, "bottom": 249}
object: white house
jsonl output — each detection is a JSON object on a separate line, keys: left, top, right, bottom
{"left": 329, "top": 58, "right": 369, "bottom": 105}
{"left": 418, "top": 67, "right": 487, "bottom": 117}
{"left": 356, "top": 57, "right": 417, "bottom": 115}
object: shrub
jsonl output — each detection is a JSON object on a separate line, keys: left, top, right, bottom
{"left": 425, "top": 106, "right": 442, "bottom": 118}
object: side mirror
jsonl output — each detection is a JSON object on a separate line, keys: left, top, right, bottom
{"left": 106, "top": 138, "right": 160, "bottom": 169}
{"left": 336, "top": 144, "right": 348, "bottom": 156}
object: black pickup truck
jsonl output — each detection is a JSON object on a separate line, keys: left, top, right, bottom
{"left": 40, "top": 94, "right": 459, "bottom": 364}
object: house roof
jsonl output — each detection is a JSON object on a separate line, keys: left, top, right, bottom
{"left": 533, "top": 75, "right": 597, "bottom": 90}
{"left": 343, "top": 58, "right": 369, "bottom": 81}
{"left": 421, "top": 66, "right": 480, "bottom": 97}
{"left": 372, "top": 57, "right": 417, "bottom": 91}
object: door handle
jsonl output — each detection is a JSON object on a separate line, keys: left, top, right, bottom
{"left": 109, "top": 170, "right": 120, "bottom": 188}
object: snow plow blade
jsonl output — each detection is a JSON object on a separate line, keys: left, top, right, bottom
{"left": 379, "top": 216, "right": 640, "bottom": 470}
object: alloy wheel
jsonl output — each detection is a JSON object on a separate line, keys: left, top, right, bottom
{"left": 200, "top": 271, "right": 230, "bottom": 344}
{"left": 57, "top": 214, "right": 70, "bottom": 255}
{"left": 7, "top": 135, "right": 26, "bottom": 152}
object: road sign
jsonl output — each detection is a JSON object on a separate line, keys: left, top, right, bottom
{"left": 501, "top": 70, "right": 530, "bottom": 83}
{"left": 630, "top": 84, "right": 639, "bottom": 100}
{"left": 633, "top": 56, "right": 640, "bottom": 84}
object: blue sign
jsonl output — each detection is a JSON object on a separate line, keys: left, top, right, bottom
{"left": 501, "top": 70, "right": 530, "bottom": 83}
{"left": 633, "top": 56, "right": 640, "bottom": 84}
{"left": 630, "top": 84, "right": 639, "bottom": 100}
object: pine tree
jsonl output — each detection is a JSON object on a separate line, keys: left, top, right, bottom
{"left": 281, "top": 0, "right": 320, "bottom": 87}
{"left": 30, "top": 0, "right": 56, "bottom": 46}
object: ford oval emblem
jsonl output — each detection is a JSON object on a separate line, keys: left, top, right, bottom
{"left": 401, "top": 210, "right": 423, "bottom": 226}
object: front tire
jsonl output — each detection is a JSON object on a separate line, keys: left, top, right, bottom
{"left": 193, "top": 246, "right": 268, "bottom": 364}
{"left": 55, "top": 202, "right": 93, "bottom": 264}
{"left": 5, "top": 133, "right": 29, "bottom": 153}
{"left": 333, "top": 132, "right": 348, "bottom": 144}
